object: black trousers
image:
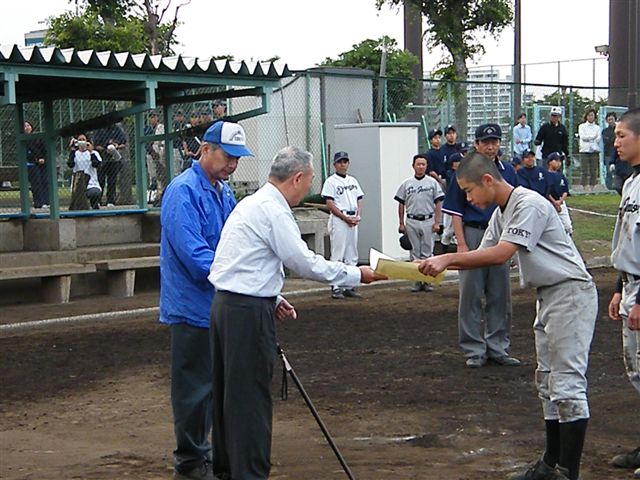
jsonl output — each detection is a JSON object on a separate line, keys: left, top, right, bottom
{"left": 170, "top": 323, "right": 213, "bottom": 473}
{"left": 211, "top": 291, "right": 277, "bottom": 480}
{"left": 98, "top": 161, "right": 121, "bottom": 204}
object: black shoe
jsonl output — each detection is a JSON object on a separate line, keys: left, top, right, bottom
{"left": 331, "top": 288, "right": 345, "bottom": 299}
{"left": 411, "top": 282, "right": 423, "bottom": 292}
{"left": 343, "top": 288, "right": 362, "bottom": 298}
{"left": 489, "top": 355, "right": 521, "bottom": 366}
{"left": 612, "top": 447, "right": 640, "bottom": 469}
{"left": 465, "top": 356, "right": 487, "bottom": 368}
{"left": 174, "top": 462, "right": 220, "bottom": 480}
{"left": 511, "top": 459, "right": 569, "bottom": 480}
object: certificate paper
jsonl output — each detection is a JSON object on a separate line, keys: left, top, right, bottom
{"left": 369, "top": 248, "right": 446, "bottom": 284}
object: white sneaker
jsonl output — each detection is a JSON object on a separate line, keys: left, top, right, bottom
{"left": 42, "top": 204, "right": 49, "bottom": 209}
{"left": 107, "top": 203, "right": 115, "bottom": 207}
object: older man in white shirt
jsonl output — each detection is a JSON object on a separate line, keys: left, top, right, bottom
{"left": 208, "top": 146, "right": 384, "bottom": 480}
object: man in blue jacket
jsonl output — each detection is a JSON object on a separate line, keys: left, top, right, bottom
{"left": 160, "top": 120, "right": 253, "bottom": 480}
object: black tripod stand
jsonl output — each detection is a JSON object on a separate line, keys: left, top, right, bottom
{"left": 278, "top": 345, "right": 356, "bottom": 480}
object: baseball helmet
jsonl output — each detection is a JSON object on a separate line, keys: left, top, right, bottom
{"left": 399, "top": 233, "right": 412, "bottom": 251}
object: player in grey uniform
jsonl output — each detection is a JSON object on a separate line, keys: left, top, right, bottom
{"left": 607, "top": 108, "right": 640, "bottom": 478}
{"left": 419, "top": 152, "right": 598, "bottom": 480}
{"left": 395, "top": 154, "right": 444, "bottom": 292}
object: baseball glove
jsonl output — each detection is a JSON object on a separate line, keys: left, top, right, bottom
{"left": 399, "top": 233, "right": 412, "bottom": 251}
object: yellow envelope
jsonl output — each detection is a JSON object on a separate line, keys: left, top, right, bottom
{"left": 369, "top": 248, "right": 446, "bottom": 285}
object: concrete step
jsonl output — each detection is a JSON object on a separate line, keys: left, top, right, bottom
{"left": 0, "top": 243, "right": 160, "bottom": 268}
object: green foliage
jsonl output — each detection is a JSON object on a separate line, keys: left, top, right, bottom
{"left": 321, "top": 36, "right": 419, "bottom": 119}
{"left": 45, "top": 0, "right": 179, "bottom": 55}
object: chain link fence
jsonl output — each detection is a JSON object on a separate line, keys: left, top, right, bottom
{"left": 0, "top": 71, "right": 634, "bottom": 217}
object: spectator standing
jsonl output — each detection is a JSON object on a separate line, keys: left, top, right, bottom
{"left": 535, "top": 106, "right": 569, "bottom": 169}
{"left": 442, "top": 123, "right": 520, "bottom": 368}
{"left": 321, "top": 151, "right": 365, "bottom": 299}
{"left": 395, "top": 154, "right": 444, "bottom": 292}
{"left": 516, "top": 150, "right": 548, "bottom": 197}
{"left": 607, "top": 108, "right": 640, "bottom": 479}
{"left": 23, "top": 121, "right": 49, "bottom": 209}
{"left": 144, "top": 111, "right": 166, "bottom": 205}
{"left": 160, "top": 121, "right": 252, "bottom": 480}
{"left": 441, "top": 124, "right": 461, "bottom": 175}
{"left": 546, "top": 152, "right": 573, "bottom": 235}
{"left": 212, "top": 99, "right": 227, "bottom": 120}
{"left": 208, "top": 146, "right": 384, "bottom": 480}
{"left": 93, "top": 123, "right": 126, "bottom": 206}
{"left": 578, "top": 108, "right": 602, "bottom": 192}
{"left": 602, "top": 112, "right": 618, "bottom": 189}
{"left": 172, "top": 110, "right": 187, "bottom": 176}
{"left": 513, "top": 113, "right": 532, "bottom": 161}
{"left": 67, "top": 134, "right": 102, "bottom": 210}
{"left": 426, "top": 128, "right": 446, "bottom": 183}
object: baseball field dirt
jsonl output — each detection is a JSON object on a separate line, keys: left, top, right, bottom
{"left": 0, "top": 268, "right": 637, "bottom": 479}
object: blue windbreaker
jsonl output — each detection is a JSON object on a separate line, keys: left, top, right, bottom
{"left": 159, "top": 161, "right": 236, "bottom": 328}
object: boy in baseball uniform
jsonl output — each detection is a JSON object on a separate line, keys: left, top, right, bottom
{"left": 419, "top": 152, "right": 598, "bottom": 480}
{"left": 322, "top": 151, "right": 364, "bottom": 299}
{"left": 607, "top": 108, "right": 640, "bottom": 478}
{"left": 546, "top": 152, "right": 573, "bottom": 235}
{"left": 395, "top": 153, "right": 444, "bottom": 292}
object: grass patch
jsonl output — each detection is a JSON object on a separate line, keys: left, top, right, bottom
{"left": 567, "top": 193, "right": 619, "bottom": 258}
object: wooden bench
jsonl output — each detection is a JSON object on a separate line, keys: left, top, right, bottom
{"left": 0, "top": 263, "right": 97, "bottom": 303}
{"left": 94, "top": 256, "right": 160, "bottom": 297}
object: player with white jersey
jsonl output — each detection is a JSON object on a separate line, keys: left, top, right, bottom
{"left": 395, "top": 153, "right": 444, "bottom": 292}
{"left": 419, "top": 152, "right": 597, "bottom": 480}
{"left": 321, "top": 151, "right": 364, "bottom": 299}
{"left": 607, "top": 108, "right": 640, "bottom": 478}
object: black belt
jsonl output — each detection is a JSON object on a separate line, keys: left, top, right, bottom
{"left": 341, "top": 210, "right": 356, "bottom": 215}
{"left": 465, "top": 221, "right": 488, "bottom": 230}
{"left": 407, "top": 213, "right": 433, "bottom": 221}
{"left": 622, "top": 272, "right": 640, "bottom": 282}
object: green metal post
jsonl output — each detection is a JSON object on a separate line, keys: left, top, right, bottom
{"left": 305, "top": 73, "right": 311, "bottom": 152}
{"left": 163, "top": 105, "right": 174, "bottom": 184}
{"left": 319, "top": 122, "right": 327, "bottom": 182}
{"left": 446, "top": 83, "right": 452, "bottom": 126}
{"left": 15, "top": 103, "right": 30, "bottom": 216}
{"left": 421, "top": 115, "right": 431, "bottom": 149}
{"left": 43, "top": 100, "right": 60, "bottom": 218}
{"left": 134, "top": 111, "right": 148, "bottom": 208}
{"left": 568, "top": 88, "right": 574, "bottom": 159}
{"left": 383, "top": 78, "right": 389, "bottom": 122}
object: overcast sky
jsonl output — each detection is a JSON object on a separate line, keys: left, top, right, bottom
{"left": 1, "top": 0, "right": 610, "bottom": 86}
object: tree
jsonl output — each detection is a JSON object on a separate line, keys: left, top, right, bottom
{"left": 321, "top": 36, "right": 419, "bottom": 120}
{"left": 46, "top": 0, "right": 189, "bottom": 55}
{"left": 378, "top": 0, "right": 513, "bottom": 136}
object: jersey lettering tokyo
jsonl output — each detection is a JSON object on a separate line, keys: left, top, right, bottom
{"left": 394, "top": 175, "right": 444, "bottom": 216}
{"left": 480, "top": 186, "right": 591, "bottom": 288}
{"left": 611, "top": 171, "right": 640, "bottom": 276}
{"left": 321, "top": 173, "right": 364, "bottom": 212}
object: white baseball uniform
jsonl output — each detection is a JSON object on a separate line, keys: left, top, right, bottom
{"left": 321, "top": 173, "right": 364, "bottom": 269}
{"left": 394, "top": 175, "right": 444, "bottom": 260}
{"left": 611, "top": 168, "right": 640, "bottom": 393}
{"left": 481, "top": 186, "right": 597, "bottom": 422}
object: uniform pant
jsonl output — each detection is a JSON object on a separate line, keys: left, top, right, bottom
{"left": 170, "top": 323, "right": 213, "bottom": 473}
{"left": 405, "top": 217, "right": 434, "bottom": 260}
{"left": 441, "top": 213, "right": 455, "bottom": 246}
{"left": 458, "top": 225, "right": 512, "bottom": 359}
{"left": 557, "top": 202, "right": 573, "bottom": 235}
{"left": 534, "top": 280, "right": 597, "bottom": 422}
{"left": 98, "top": 160, "right": 121, "bottom": 205}
{"left": 621, "top": 278, "right": 640, "bottom": 393}
{"left": 211, "top": 291, "right": 277, "bottom": 480}
{"left": 28, "top": 164, "right": 49, "bottom": 207}
{"left": 329, "top": 215, "right": 358, "bottom": 288}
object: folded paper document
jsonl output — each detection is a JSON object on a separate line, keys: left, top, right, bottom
{"left": 369, "top": 248, "right": 446, "bottom": 284}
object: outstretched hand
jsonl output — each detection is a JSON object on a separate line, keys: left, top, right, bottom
{"left": 418, "top": 255, "right": 450, "bottom": 277}
{"left": 359, "top": 266, "right": 387, "bottom": 283}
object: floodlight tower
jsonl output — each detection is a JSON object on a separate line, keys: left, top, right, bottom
{"left": 609, "top": 0, "right": 639, "bottom": 108}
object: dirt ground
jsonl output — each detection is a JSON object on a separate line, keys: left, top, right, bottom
{"left": 0, "top": 268, "right": 637, "bottom": 480}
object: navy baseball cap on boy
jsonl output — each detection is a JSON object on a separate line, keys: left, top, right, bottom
{"left": 203, "top": 121, "right": 253, "bottom": 157}
{"left": 333, "top": 151, "right": 349, "bottom": 163}
{"left": 444, "top": 124, "right": 456, "bottom": 133}
{"left": 449, "top": 152, "right": 463, "bottom": 164}
{"left": 547, "top": 152, "right": 563, "bottom": 162}
{"left": 428, "top": 128, "right": 443, "bottom": 140}
{"left": 475, "top": 123, "right": 502, "bottom": 140}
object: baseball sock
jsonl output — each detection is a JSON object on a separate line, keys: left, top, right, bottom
{"left": 558, "top": 418, "right": 589, "bottom": 480}
{"left": 542, "top": 419, "right": 560, "bottom": 467}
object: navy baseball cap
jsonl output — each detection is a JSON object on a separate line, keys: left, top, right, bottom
{"left": 203, "top": 121, "right": 253, "bottom": 157}
{"left": 449, "top": 152, "right": 463, "bottom": 164}
{"left": 523, "top": 149, "right": 536, "bottom": 158}
{"left": 213, "top": 99, "right": 227, "bottom": 107}
{"left": 333, "top": 151, "right": 349, "bottom": 163}
{"left": 444, "top": 124, "right": 456, "bottom": 133}
{"left": 547, "top": 152, "right": 562, "bottom": 161}
{"left": 459, "top": 141, "right": 469, "bottom": 153}
{"left": 428, "top": 128, "right": 443, "bottom": 140}
{"left": 511, "top": 156, "right": 523, "bottom": 166}
{"left": 475, "top": 123, "right": 502, "bottom": 140}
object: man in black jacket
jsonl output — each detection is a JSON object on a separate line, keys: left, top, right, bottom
{"left": 535, "top": 106, "right": 569, "bottom": 170}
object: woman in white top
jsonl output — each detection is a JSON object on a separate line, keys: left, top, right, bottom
{"left": 578, "top": 108, "right": 602, "bottom": 192}
{"left": 67, "top": 133, "right": 102, "bottom": 210}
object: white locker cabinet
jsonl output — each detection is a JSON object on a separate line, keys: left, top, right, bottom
{"left": 333, "top": 123, "right": 420, "bottom": 263}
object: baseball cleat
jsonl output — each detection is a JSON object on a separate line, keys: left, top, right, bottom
{"left": 331, "top": 288, "right": 345, "bottom": 300}
{"left": 465, "top": 356, "right": 487, "bottom": 368}
{"left": 612, "top": 447, "right": 640, "bottom": 469}
{"left": 489, "top": 355, "right": 521, "bottom": 367}
{"left": 343, "top": 288, "right": 362, "bottom": 298}
{"left": 411, "top": 282, "right": 423, "bottom": 292}
{"left": 510, "top": 459, "right": 569, "bottom": 480}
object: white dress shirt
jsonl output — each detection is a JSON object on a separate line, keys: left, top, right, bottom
{"left": 578, "top": 121, "right": 602, "bottom": 153}
{"left": 209, "top": 182, "right": 362, "bottom": 297}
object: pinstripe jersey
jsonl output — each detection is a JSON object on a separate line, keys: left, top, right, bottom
{"left": 394, "top": 175, "right": 444, "bottom": 216}
{"left": 612, "top": 169, "right": 640, "bottom": 276}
